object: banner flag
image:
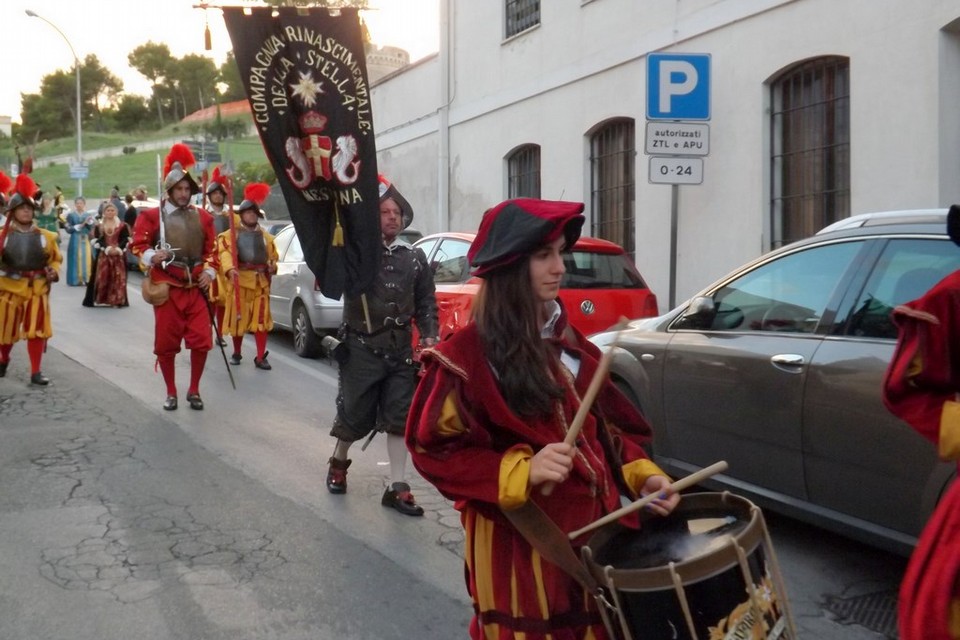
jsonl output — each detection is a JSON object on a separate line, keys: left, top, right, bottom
{"left": 222, "top": 6, "right": 380, "bottom": 299}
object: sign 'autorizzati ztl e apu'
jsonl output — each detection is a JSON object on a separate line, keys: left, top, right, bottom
{"left": 223, "top": 6, "right": 381, "bottom": 300}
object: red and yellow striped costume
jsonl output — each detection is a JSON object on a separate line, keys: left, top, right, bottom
{"left": 408, "top": 320, "right": 666, "bottom": 640}
{"left": 217, "top": 228, "right": 278, "bottom": 335}
{"left": 0, "top": 227, "right": 62, "bottom": 344}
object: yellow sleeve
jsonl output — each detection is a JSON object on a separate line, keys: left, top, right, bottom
{"left": 43, "top": 230, "right": 63, "bottom": 271}
{"left": 499, "top": 444, "right": 534, "bottom": 510}
{"left": 939, "top": 399, "right": 960, "bottom": 460}
{"left": 218, "top": 231, "right": 235, "bottom": 273}
{"left": 622, "top": 458, "right": 670, "bottom": 496}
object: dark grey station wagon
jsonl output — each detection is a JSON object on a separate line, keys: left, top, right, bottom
{"left": 592, "top": 209, "right": 960, "bottom": 555}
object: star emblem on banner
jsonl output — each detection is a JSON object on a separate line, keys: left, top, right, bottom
{"left": 290, "top": 71, "right": 324, "bottom": 108}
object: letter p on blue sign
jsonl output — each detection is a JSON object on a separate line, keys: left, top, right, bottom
{"left": 647, "top": 53, "right": 711, "bottom": 120}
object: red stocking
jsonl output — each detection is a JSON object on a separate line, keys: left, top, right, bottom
{"left": 26, "top": 338, "right": 44, "bottom": 374}
{"left": 232, "top": 336, "right": 243, "bottom": 356}
{"left": 188, "top": 350, "right": 208, "bottom": 395}
{"left": 158, "top": 354, "right": 177, "bottom": 396}
{"left": 255, "top": 331, "right": 267, "bottom": 359}
{"left": 0, "top": 344, "right": 11, "bottom": 363}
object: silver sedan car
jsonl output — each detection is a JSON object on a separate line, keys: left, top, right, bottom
{"left": 592, "top": 209, "right": 960, "bottom": 555}
{"left": 269, "top": 224, "right": 343, "bottom": 358}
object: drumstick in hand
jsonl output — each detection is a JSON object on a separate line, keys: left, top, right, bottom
{"left": 541, "top": 318, "right": 629, "bottom": 496}
{"left": 566, "top": 460, "right": 729, "bottom": 540}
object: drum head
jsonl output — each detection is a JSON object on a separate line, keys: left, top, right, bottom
{"left": 591, "top": 492, "right": 753, "bottom": 570}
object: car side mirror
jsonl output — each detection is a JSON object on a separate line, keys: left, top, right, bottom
{"left": 674, "top": 295, "right": 717, "bottom": 330}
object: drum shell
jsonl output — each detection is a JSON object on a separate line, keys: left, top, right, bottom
{"left": 582, "top": 492, "right": 792, "bottom": 640}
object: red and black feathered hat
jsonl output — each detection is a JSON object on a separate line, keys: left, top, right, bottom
{"left": 4, "top": 173, "right": 39, "bottom": 214}
{"left": 378, "top": 174, "right": 413, "bottom": 230}
{"left": 237, "top": 183, "right": 270, "bottom": 218}
{"left": 162, "top": 143, "right": 201, "bottom": 196}
{"left": 948, "top": 204, "right": 960, "bottom": 247}
{"left": 206, "top": 165, "right": 230, "bottom": 197}
{"left": 467, "top": 198, "right": 585, "bottom": 277}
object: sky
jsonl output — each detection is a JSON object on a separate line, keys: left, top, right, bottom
{"left": 4, "top": 0, "right": 440, "bottom": 123}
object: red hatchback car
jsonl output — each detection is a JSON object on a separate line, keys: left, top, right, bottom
{"left": 413, "top": 232, "right": 659, "bottom": 339}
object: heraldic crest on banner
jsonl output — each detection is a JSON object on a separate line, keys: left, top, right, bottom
{"left": 223, "top": 6, "right": 380, "bottom": 299}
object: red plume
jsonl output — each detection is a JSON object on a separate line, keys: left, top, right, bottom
{"left": 21, "top": 157, "right": 34, "bottom": 175}
{"left": 0, "top": 171, "right": 12, "bottom": 197}
{"left": 212, "top": 165, "right": 230, "bottom": 191}
{"left": 163, "top": 143, "right": 197, "bottom": 176}
{"left": 243, "top": 183, "right": 271, "bottom": 206}
{"left": 14, "top": 174, "right": 38, "bottom": 200}
{"left": 211, "top": 166, "right": 222, "bottom": 183}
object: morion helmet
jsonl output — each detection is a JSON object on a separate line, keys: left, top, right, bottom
{"left": 377, "top": 174, "right": 413, "bottom": 230}
{"left": 205, "top": 165, "right": 230, "bottom": 197}
{"left": 237, "top": 183, "right": 271, "bottom": 219}
{"left": 162, "top": 143, "right": 201, "bottom": 196}
{"left": 4, "top": 174, "right": 40, "bottom": 214}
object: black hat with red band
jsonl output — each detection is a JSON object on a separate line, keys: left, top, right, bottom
{"left": 467, "top": 198, "right": 585, "bottom": 278}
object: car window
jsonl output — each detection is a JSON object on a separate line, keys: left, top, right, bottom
{"left": 561, "top": 251, "right": 645, "bottom": 289}
{"left": 703, "top": 241, "right": 862, "bottom": 333}
{"left": 284, "top": 232, "right": 304, "bottom": 263}
{"left": 432, "top": 239, "right": 471, "bottom": 283}
{"left": 414, "top": 238, "right": 440, "bottom": 263}
{"left": 848, "top": 238, "right": 960, "bottom": 339}
{"left": 274, "top": 226, "right": 295, "bottom": 260}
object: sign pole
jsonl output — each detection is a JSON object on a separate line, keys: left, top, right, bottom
{"left": 669, "top": 184, "right": 679, "bottom": 310}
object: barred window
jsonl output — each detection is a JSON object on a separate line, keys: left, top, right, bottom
{"left": 770, "top": 57, "right": 850, "bottom": 249}
{"left": 507, "top": 145, "right": 541, "bottom": 198}
{"left": 506, "top": 0, "right": 540, "bottom": 38}
{"left": 590, "top": 119, "right": 636, "bottom": 259}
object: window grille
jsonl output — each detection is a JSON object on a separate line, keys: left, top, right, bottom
{"left": 770, "top": 57, "right": 850, "bottom": 248}
{"left": 590, "top": 119, "right": 636, "bottom": 259}
{"left": 507, "top": 145, "right": 541, "bottom": 198}
{"left": 505, "top": 0, "right": 540, "bottom": 38}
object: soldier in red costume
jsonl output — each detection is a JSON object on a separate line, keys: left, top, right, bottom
{"left": 130, "top": 144, "right": 218, "bottom": 411}
{"left": 217, "top": 183, "right": 278, "bottom": 369}
{"left": 0, "top": 172, "right": 62, "bottom": 385}
{"left": 884, "top": 204, "right": 960, "bottom": 640}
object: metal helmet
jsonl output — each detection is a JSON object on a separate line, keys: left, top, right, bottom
{"left": 162, "top": 143, "right": 201, "bottom": 196}
{"left": 205, "top": 165, "right": 229, "bottom": 197}
{"left": 4, "top": 174, "right": 40, "bottom": 214}
{"left": 378, "top": 174, "right": 414, "bottom": 229}
{"left": 237, "top": 183, "right": 271, "bottom": 219}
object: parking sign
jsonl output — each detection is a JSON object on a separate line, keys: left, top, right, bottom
{"left": 647, "top": 53, "right": 711, "bottom": 120}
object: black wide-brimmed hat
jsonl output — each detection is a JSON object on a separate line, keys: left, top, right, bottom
{"left": 467, "top": 198, "right": 585, "bottom": 277}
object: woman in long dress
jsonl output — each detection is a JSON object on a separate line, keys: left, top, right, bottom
{"left": 83, "top": 201, "right": 129, "bottom": 307}
{"left": 64, "top": 196, "right": 95, "bottom": 286}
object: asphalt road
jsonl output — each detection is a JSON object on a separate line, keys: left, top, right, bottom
{"left": 0, "top": 271, "right": 908, "bottom": 639}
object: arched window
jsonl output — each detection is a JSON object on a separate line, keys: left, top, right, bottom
{"left": 507, "top": 144, "right": 541, "bottom": 198}
{"left": 590, "top": 118, "right": 636, "bottom": 258}
{"left": 770, "top": 57, "right": 850, "bottom": 248}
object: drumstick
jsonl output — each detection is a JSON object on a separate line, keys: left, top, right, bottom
{"left": 541, "top": 318, "right": 629, "bottom": 496}
{"left": 566, "top": 460, "right": 729, "bottom": 540}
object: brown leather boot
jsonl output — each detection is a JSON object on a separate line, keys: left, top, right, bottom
{"left": 326, "top": 457, "right": 351, "bottom": 494}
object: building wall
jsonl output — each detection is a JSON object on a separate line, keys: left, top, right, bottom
{"left": 371, "top": 0, "right": 960, "bottom": 303}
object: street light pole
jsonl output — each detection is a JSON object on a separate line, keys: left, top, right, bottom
{"left": 26, "top": 9, "right": 83, "bottom": 197}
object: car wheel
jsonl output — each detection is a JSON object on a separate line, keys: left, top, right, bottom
{"left": 292, "top": 302, "right": 323, "bottom": 358}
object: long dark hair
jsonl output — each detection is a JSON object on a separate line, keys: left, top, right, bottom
{"left": 473, "top": 259, "right": 565, "bottom": 418}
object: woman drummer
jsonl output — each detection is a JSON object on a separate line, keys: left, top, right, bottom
{"left": 406, "top": 198, "right": 680, "bottom": 639}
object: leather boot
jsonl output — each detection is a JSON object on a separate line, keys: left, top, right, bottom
{"left": 381, "top": 482, "right": 424, "bottom": 517}
{"left": 326, "top": 457, "right": 351, "bottom": 494}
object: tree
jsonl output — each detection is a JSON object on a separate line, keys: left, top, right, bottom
{"left": 128, "top": 42, "right": 175, "bottom": 127}
{"left": 114, "top": 95, "right": 153, "bottom": 133}
{"left": 218, "top": 52, "right": 246, "bottom": 103}
{"left": 80, "top": 54, "right": 124, "bottom": 133}
{"left": 169, "top": 54, "right": 219, "bottom": 118}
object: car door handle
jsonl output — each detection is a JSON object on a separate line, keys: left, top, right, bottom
{"left": 770, "top": 354, "right": 805, "bottom": 367}
{"left": 640, "top": 353, "right": 655, "bottom": 362}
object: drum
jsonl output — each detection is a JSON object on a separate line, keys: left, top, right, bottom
{"left": 581, "top": 492, "right": 795, "bottom": 640}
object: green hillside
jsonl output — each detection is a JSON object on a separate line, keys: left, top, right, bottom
{"left": 27, "top": 136, "right": 269, "bottom": 202}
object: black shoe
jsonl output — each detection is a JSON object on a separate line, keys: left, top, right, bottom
{"left": 254, "top": 351, "right": 272, "bottom": 370}
{"left": 30, "top": 372, "right": 50, "bottom": 386}
{"left": 381, "top": 482, "right": 424, "bottom": 517}
{"left": 163, "top": 396, "right": 178, "bottom": 411}
{"left": 230, "top": 353, "right": 242, "bottom": 365}
{"left": 186, "top": 393, "right": 204, "bottom": 410}
{"left": 0, "top": 361, "right": 7, "bottom": 377}
{"left": 216, "top": 337, "right": 227, "bottom": 348}
{"left": 326, "top": 458, "right": 351, "bottom": 494}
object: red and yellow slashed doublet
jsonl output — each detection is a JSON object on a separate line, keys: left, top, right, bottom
{"left": 0, "top": 228, "right": 62, "bottom": 344}
{"left": 883, "top": 270, "right": 960, "bottom": 640}
{"left": 407, "top": 321, "right": 666, "bottom": 640}
{"left": 217, "top": 229, "right": 278, "bottom": 335}
{"left": 209, "top": 212, "right": 242, "bottom": 306}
